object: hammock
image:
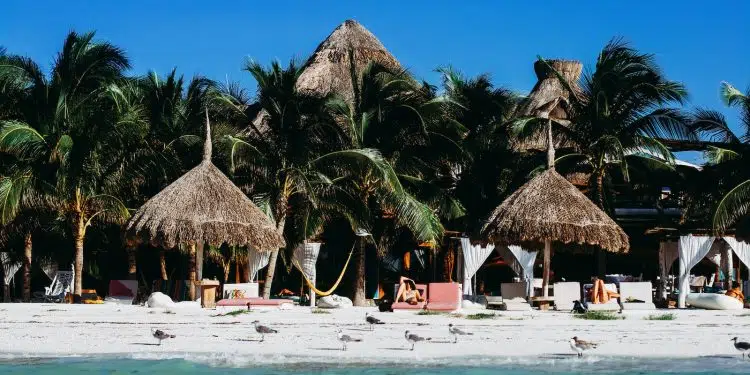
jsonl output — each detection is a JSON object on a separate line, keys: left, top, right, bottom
{"left": 293, "top": 244, "right": 356, "bottom": 297}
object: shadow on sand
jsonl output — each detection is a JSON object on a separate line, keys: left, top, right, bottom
{"left": 130, "top": 343, "right": 161, "bottom": 346}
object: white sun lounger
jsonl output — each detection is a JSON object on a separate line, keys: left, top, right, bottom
{"left": 500, "top": 282, "right": 531, "bottom": 311}
{"left": 619, "top": 281, "right": 656, "bottom": 310}
{"left": 552, "top": 282, "right": 581, "bottom": 311}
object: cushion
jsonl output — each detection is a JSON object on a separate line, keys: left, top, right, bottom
{"left": 108, "top": 280, "right": 137, "bottom": 297}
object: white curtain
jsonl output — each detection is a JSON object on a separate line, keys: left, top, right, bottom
{"left": 658, "top": 241, "right": 679, "bottom": 300}
{"left": 678, "top": 235, "right": 715, "bottom": 308}
{"left": 460, "top": 238, "right": 495, "bottom": 296}
{"left": 705, "top": 241, "right": 723, "bottom": 267}
{"left": 247, "top": 246, "right": 271, "bottom": 281}
{"left": 497, "top": 245, "right": 537, "bottom": 297}
{"left": 39, "top": 257, "right": 58, "bottom": 281}
{"left": 723, "top": 237, "right": 750, "bottom": 280}
{"left": 0, "top": 253, "right": 21, "bottom": 285}
{"left": 293, "top": 242, "right": 322, "bottom": 283}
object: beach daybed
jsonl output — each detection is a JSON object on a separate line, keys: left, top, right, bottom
{"left": 583, "top": 283, "right": 620, "bottom": 311}
{"left": 618, "top": 282, "right": 656, "bottom": 310}
{"left": 552, "top": 282, "right": 581, "bottom": 311}
{"left": 685, "top": 293, "right": 744, "bottom": 310}
{"left": 499, "top": 282, "right": 532, "bottom": 311}
{"left": 425, "top": 282, "right": 461, "bottom": 311}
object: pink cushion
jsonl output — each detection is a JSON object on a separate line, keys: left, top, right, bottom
{"left": 216, "top": 298, "right": 293, "bottom": 307}
{"left": 392, "top": 301, "right": 427, "bottom": 310}
{"left": 425, "top": 302, "right": 459, "bottom": 311}
{"left": 426, "top": 282, "right": 460, "bottom": 311}
{"left": 108, "top": 280, "right": 137, "bottom": 297}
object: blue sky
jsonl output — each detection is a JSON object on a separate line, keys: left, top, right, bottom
{"left": 1, "top": 1, "right": 748, "bottom": 160}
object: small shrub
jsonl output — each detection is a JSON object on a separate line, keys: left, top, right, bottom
{"left": 645, "top": 313, "right": 676, "bottom": 321}
{"left": 574, "top": 311, "right": 623, "bottom": 320}
{"left": 465, "top": 313, "right": 496, "bottom": 320}
{"left": 416, "top": 310, "right": 444, "bottom": 316}
{"left": 311, "top": 308, "right": 330, "bottom": 314}
{"left": 212, "top": 309, "right": 249, "bottom": 317}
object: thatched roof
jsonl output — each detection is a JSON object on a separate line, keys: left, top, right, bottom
{"left": 482, "top": 169, "right": 629, "bottom": 253}
{"left": 125, "top": 115, "right": 285, "bottom": 251}
{"left": 296, "top": 19, "right": 401, "bottom": 103}
{"left": 516, "top": 59, "right": 582, "bottom": 151}
{"left": 249, "top": 20, "right": 400, "bottom": 132}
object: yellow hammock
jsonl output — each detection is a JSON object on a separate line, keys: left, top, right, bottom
{"left": 293, "top": 244, "right": 355, "bottom": 297}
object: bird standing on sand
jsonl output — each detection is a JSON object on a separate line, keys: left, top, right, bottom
{"left": 570, "top": 336, "right": 597, "bottom": 357}
{"left": 731, "top": 337, "right": 750, "bottom": 358}
{"left": 405, "top": 330, "right": 430, "bottom": 351}
{"left": 337, "top": 329, "right": 362, "bottom": 351}
{"left": 252, "top": 320, "right": 278, "bottom": 342}
{"left": 448, "top": 323, "right": 473, "bottom": 343}
{"left": 365, "top": 313, "right": 385, "bottom": 330}
{"left": 152, "top": 329, "right": 175, "bottom": 346}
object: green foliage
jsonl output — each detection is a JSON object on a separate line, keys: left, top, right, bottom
{"left": 416, "top": 310, "right": 445, "bottom": 316}
{"left": 575, "top": 311, "right": 624, "bottom": 320}
{"left": 311, "top": 308, "right": 331, "bottom": 314}
{"left": 645, "top": 313, "right": 676, "bottom": 321}
{"left": 212, "top": 309, "right": 249, "bottom": 317}
{"left": 465, "top": 313, "right": 496, "bottom": 320}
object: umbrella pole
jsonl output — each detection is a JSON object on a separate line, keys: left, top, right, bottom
{"left": 542, "top": 240, "right": 551, "bottom": 298}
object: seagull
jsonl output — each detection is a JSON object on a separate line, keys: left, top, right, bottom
{"left": 731, "top": 337, "right": 750, "bottom": 358}
{"left": 252, "top": 320, "right": 278, "bottom": 342}
{"left": 337, "top": 329, "right": 362, "bottom": 351}
{"left": 570, "top": 336, "right": 597, "bottom": 357}
{"left": 151, "top": 329, "right": 175, "bottom": 345}
{"left": 405, "top": 330, "right": 430, "bottom": 351}
{"left": 365, "top": 313, "right": 385, "bottom": 330}
{"left": 448, "top": 323, "right": 473, "bottom": 343}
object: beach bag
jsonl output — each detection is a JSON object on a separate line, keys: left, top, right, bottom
{"left": 572, "top": 300, "right": 588, "bottom": 314}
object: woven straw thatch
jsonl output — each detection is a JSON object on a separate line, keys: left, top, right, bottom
{"left": 483, "top": 169, "right": 629, "bottom": 253}
{"left": 125, "top": 115, "right": 285, "bottom": 251}
{"left": 296, "top": 19, "right": 401, "bottom": 103}
{"left": 516, "top": 59, "right": 582, "bottom": 151}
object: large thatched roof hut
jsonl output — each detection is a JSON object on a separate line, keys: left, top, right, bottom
{"left": 296, "top": 19, "right": 401, "bottom": 103}
{"left": 516, "top": 59, "right": 582, "bottom": 151}
{"left": 482, "top": 168, "right": 629, "bottom": 253}
{"left": 125, "top": 119, "right": 284, "bottom": 250}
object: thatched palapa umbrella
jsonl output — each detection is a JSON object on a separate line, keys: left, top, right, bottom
{"left": 483, "top": 59, "right": 628, "bottom": 298}
{"left": 125, "top": 112, "right": 285, "bottom": 300}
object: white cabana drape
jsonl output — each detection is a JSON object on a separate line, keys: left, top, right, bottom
{"left": 678, "top": 235, "right": 715, "bottom": 308}
{"left": 39, "top": 257, "right": 58, "bottom": 281}
{"left": 0, "top": 253, "right": 21, "bottom": 285}
{"left": 247, "top": 247, "right": 271, "bottom": 281}
{"left": 497, "top": 245, "right": 538, "bottom": 297}
{"left": 460, "top": 238, "right": 495, "bottom": 296}
{"left": 658, "top": 241, "right": 678, "bottom": 300}
{"left": 293, "top": 242, "right": 322, "bottom": 305}
{"left": 723, "top": 237, "right": 750, "bottom": 276}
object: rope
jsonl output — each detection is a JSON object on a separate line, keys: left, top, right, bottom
{"left": 293, "top": 244, "right": 356, "bottom": 297}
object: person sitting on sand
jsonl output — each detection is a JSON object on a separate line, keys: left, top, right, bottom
{"left": 726, "top": 282, "right": 745, "bottom": 304}
{"left": 395, "top": 277, "right": 424, "bottom": 305}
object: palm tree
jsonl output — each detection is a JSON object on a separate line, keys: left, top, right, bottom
{"left": 691, "top": 82, "right": 750, "bottom": 232}
{"left": 325, "top": 57, "right": 446, "bottom": 305}
{"left": 0, "top": 31, "right": 134, "bottom": 296}
{"left": 530, "top": 39, "right": 693, "bottom": 214}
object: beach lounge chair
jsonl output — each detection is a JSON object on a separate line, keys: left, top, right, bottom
{"left": 583, "top": 283, "right": 620, "bottom": 311}
{"left": 500, "top": 282, "right": 531, "bottom": 311}
{"left": 425, "top": 282, "right": 461, "bottom": 312}
{"left": 690, "top": 276, "right": 707, "bottom": 293}
{"left": 552, "top": 282, "right": 581, "bottom": 311}
{"left": 618, "top": 281, "right": 656, "bottom": 310}
{"left": 222, "top": 283, "right": 260, "bottom": 299}
{"left": 392, "top": 283, "right": 427, "bottom": 310}
{"left": 43, "top": 271, "right": 74, "bottom": 303}
{"left": 105, "top": 280, "right": 138, "bottom": 305}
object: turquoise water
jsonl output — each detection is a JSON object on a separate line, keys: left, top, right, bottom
{"left": 0, "top": 357, "right": 747, "bottom": 374}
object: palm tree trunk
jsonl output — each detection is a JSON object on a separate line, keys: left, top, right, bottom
{"left": 159, "top": 250, "right": 167, "bottom": 280}
{"left": 73, "top": 216, "right": 85, "bottom": 297}
{"left": 595, "top": 172, "right": 605, "bottom": 209}
{"left": 542, "top": 240, "right": 551, "bottom": 298}
{"left": 188, "top": 243, "right": 197, "bottom": 301}
{"left": 22, "top": 232, "right": 32, "bottom": 302}
{"left": 262, "top": 194, "right": 288, "bottom": 299}
{"left": 223, "top": 262, "right": 230, "bottom": 283}
{"left": 125, "top": 242, "right": 137, "bottom": 280}
{"left": 353, "top": 238, "right": 367, "bottom": 306}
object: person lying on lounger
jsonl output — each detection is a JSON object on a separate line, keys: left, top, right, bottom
{"left": 395, "top": 277, "right": 425, "bottom": 305}
{"left": 726, "top": 282, "right": 745, "bottom": 304}
{"left": 588, "top": 277, "right": 620, "bottom": 304}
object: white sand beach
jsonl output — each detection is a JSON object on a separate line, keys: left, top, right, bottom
{"left": 0, "top": 303, "right": 747, "bottom": 366}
